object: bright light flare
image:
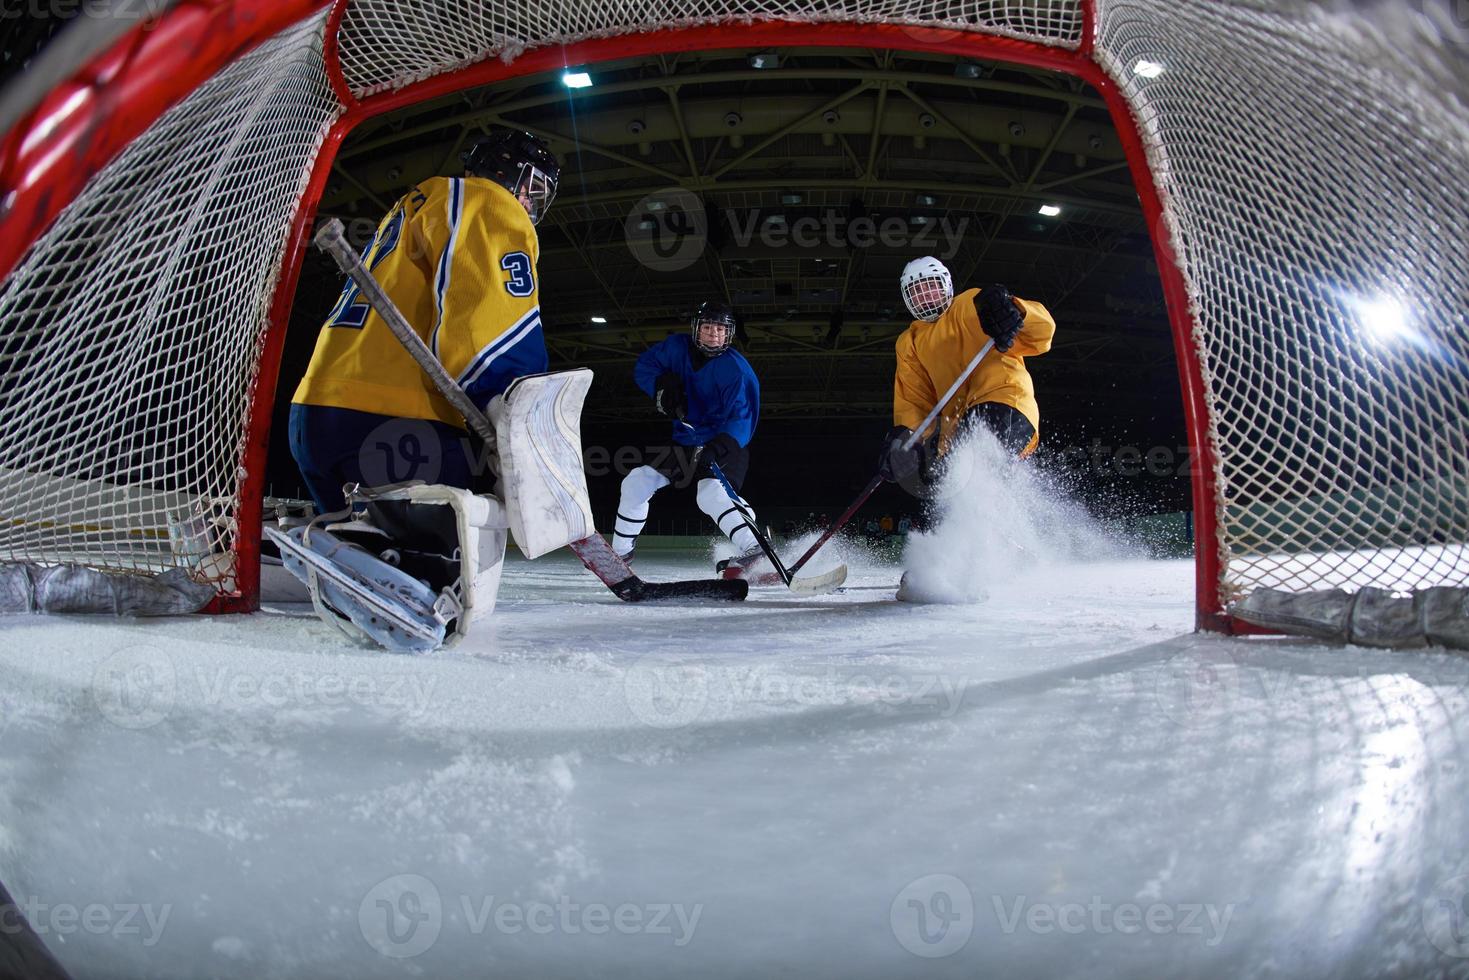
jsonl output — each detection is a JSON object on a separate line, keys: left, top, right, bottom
{"left": 562, "top": 71, "right": 593, "bottom": 89}
{"left": 1353, "top": 294, "right": 1413, "bottom": 344}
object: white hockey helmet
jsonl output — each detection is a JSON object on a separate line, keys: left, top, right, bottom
{"left": 899, "top": 256, "right": 954, "bottom": 323}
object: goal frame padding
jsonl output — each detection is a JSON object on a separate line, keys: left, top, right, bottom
{"left": 0, "top": 1, "right": 1228, "bottom": 629}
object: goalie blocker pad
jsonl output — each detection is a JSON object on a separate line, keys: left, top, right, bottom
{"left": 488, "top": 369, "right": 595, "bottom": 559}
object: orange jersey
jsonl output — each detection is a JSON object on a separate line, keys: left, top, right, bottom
{"left": 893, "top": 288, "right": 1055, "bottom": 455}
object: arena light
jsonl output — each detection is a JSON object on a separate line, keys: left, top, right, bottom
{"left": 748, "top": 51, "right": 780, "bottom": 69}
{"left": 1133, "top": 59, "right": 1164, "bottom": 78}
{"left": 1038, "top": 203, "right": 1062, "bottom": 217}
{"left": 561, "top": 70, "right": 593, "bottom": 89}
{"left": 1353, "top": 293, "right": 1412, "bottom": 344}
{"left": 590, "top": 316, "right": 608, "bottom": 324}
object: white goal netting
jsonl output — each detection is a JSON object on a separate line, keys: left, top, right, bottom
{"left": 0, "top": 0, "right": 1464, "bottom": 622}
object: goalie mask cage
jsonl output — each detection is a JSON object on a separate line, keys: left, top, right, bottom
{"left": 0, "top": 0, "right": 1465, "bottom": 628}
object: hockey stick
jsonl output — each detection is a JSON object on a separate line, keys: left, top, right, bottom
{"left": 706, "top": 458, "right": 847, "bottom": 596}
{"left": 311, "top": 219, "right": 745, "bottom": 603}
{"left": 733, "top": 337, "right": 998, "bottom": 586}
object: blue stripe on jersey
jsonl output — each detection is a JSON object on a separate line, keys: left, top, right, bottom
{"left": 462, "top": 319, "right": 548, "bottom": 409}
{"left": 430, "top": 178, "right": 465, "bottom": 356}
{"left": 458, "top": 306, "right": 541, "bottom": 388}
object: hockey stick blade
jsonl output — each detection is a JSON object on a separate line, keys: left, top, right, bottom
{"left": 569, "top": 535, "right": 746, "bottom": 602}
{"left": 788, "top": 564, "right": 847, "bottom": 595}
{"left": 723, "top": 563, "right": 847, "bottom": 595}
{"left": 622, "top": 577, "right": 750, "bottom": 602}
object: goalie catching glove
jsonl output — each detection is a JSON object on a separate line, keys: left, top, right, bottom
{"left": 975, "top": 284, "right": 1024, "bottom": 352}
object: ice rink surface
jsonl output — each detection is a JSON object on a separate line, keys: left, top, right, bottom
{"left": 3, "top": 539, "right": 1469, "bottom": 979}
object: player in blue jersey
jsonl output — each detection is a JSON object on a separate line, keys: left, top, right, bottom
{"left": 611, "top": 301, "right": 766, "bottom": 572}
{"left": 290, "top": 129, "right": 558, "bottom": 515}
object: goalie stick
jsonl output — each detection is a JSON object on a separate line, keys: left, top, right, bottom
{"left": 727, "top": 338, "right": 997, "bottom": 589}
{"left": 311, "top": 219, "right": 746, "bottom": 604}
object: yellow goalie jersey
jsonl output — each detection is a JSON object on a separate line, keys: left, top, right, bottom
{"left": 292, "top": 175, "right": 548, "bottom": 427}
{"left": 893, "top": 287, "right": 1055, "bottom": 456}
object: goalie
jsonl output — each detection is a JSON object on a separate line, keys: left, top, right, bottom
{"left": 879, "top": 256, "right": 1056, "bottom": 490}
{"left": 273, "top": 130, "right": 577, "bottom": 651}
{"left": 289, "top": 129, "right": 559, "bottom": 515}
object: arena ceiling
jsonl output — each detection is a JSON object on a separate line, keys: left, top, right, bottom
{"left": 309, "top": 45, "right": 1177, "bottom": 428}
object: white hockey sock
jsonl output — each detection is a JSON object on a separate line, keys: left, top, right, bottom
{"left": 695, "top": 477, "right": 759, "bottom": 554}
{"left": 614, "top": 465, "right": 671, "bottom": 556}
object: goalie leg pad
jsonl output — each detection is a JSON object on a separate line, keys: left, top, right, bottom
{"left": 269, "top": 524, "right": 450, "bottom": 653}
{"left": 488, "top": 369, "right": 595, "bottom": 559}
{"left": 347, "top": 482, "right": 510, "bottom": 640}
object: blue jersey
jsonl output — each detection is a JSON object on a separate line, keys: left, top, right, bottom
{"left": 634, "top": 335, "right": 760, "bottom": 447}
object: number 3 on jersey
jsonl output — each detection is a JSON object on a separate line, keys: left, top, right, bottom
{"left": 501, "top": 252, "right": 534, "bottom": 297}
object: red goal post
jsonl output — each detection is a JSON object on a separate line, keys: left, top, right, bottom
{"left": 0, "top": 0, "right": 1464, "bottom": 628}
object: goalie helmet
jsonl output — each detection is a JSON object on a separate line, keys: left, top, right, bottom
{"left": 900, "top": 256, "right": 954, "bottom": 323}
{"left": 462, "top": 130, "right": 560, "bottom": 225}
{"left": 691, "top": 301, "right": 737, "bottom": 356}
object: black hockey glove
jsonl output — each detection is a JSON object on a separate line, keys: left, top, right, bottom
{"left": 879, "top": 426, "right": 921, "bottom": 483}
{"left": 654, "top": 371, "right": 687, "bottom": 419}
{"left": 704, "top": 432, "right": 740, "bottom": 467}
{"left": 975, "top": 284, "right": 1024, "bottom": 352}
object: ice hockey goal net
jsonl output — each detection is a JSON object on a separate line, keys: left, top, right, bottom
{"left": 0, "top": 0, "right": 1465, "bottom": 627}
